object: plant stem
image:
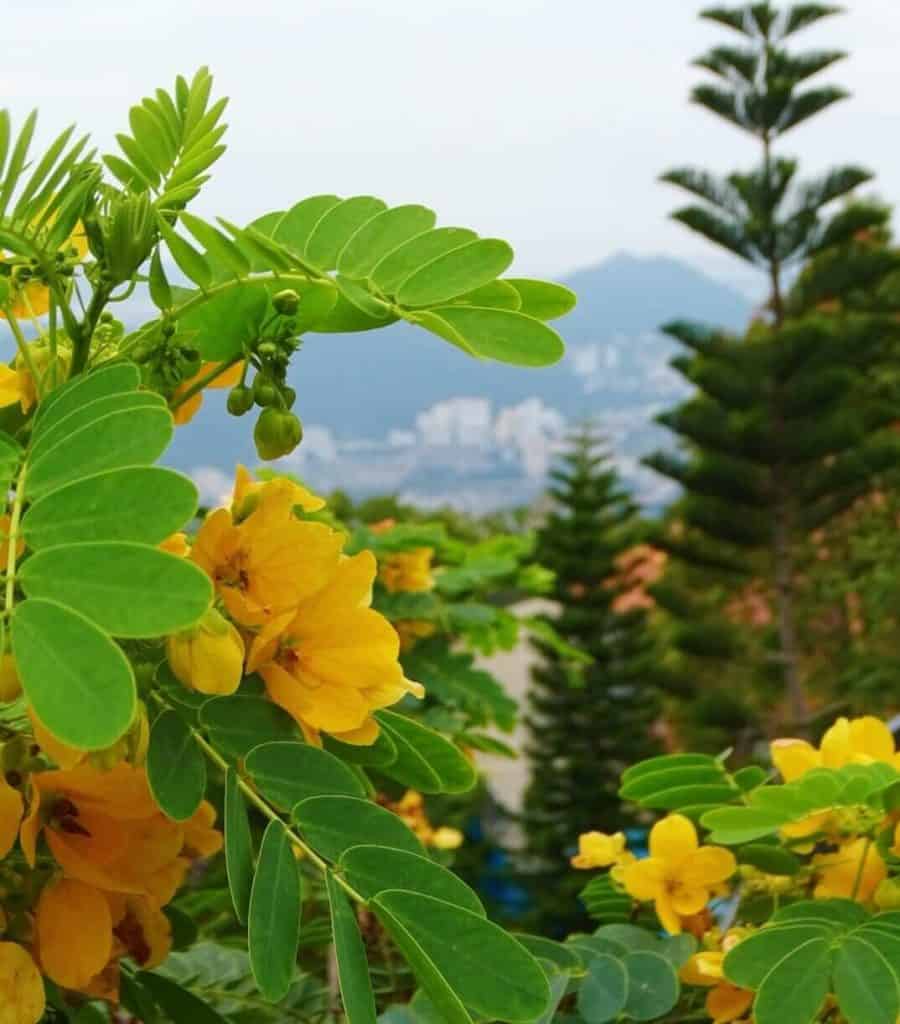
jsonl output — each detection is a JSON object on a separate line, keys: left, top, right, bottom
{"left": 3, "top": 310, "right": 44, "bottom": 402}
{"left": 69, "top": 281, "right": 112, "bottom": 377}
{"left": 850, "top": 837, "right": 873, "bottom": 902}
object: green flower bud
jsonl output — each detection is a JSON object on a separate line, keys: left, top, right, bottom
{"left": 253, "top": 375, "right": 278, "bottom": 407}
{"left": 272, "top": 288, "right": 300, "bottom": 316}
{"left": 227, "top": 385, "right": 254, "bottom": 416}
{"left": 254, "top": 407, "right": 303, "bottom": 461}
{"left": 257, "top": 340, "right": 278, "bottom": 359}
{"left": 282, "top": 386, "right": 297, "bottom": 408}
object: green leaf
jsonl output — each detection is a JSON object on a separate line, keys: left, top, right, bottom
{"left": 751, "top": 937, "right": 831, "bottom": 1024}
{"left": 505, "top": 278, "right": 577, "bottom": 320}
{"left": 414, "top": 307, "right": 564, "bottom": 366}
{"left": 29, "top": 391, "right": 167, "bottom": 468}
{"left": 373, "top": 890, "right": 550, "bottom": 1023}
{"left": 700, "top": 805, "right": 791, "bottom": 844}
{"left": 25, "top": 405, "right": 174, "bottom": 501}
{"left": 158, "top": 216, "right": 213, "bottom": 288}
{"left": 22, "top": 467, "right": 197, "bottom": 549}
{"left": 451, "top": 280, "right": 522, "bottom": 311}
{"left": 249, "top": 821, "right": 303, "bottom": 1002}
{"left": 273, "top": 195, "right": 342, "bottom": 254}
{"left": 395, "top": 239, "right": 513, "bottom": 307}
{"left": 376, "top": 710, "right": 476, "bottom": 794}
{"left": 138, "top": 972, "right": 228, "bottom": 1024}
{"left": 224, "top": 768, "right": 254, "bottom": 926}
{"left": 181, "top": 212, "right": 251, "bottom": 278}
{"left": 12, "top": 598, "right": 136, "bottom": 750}
{"left": 199, "top": 695, "right": 301, "bottom": 759}
{"left": 149, "top": 248, "right": 173, "bottom": 309}
{"left": 338, "top": 204, "right": 437, "bottom": 279}
{"left": 147, "top": 710, "right": 206, "bottom": 821}
{"left": 738, "top": 843, "right": 802, "bottom": 876}
{"left": 577, "top": 954, "right": 628, "bottom": 1024}
{"left": 594, "top": 925, "right": 662, "bottom": 953}
{"left": 176, "top": 283, "right": 268, "bottom": 361}
{"left": 304, "top": 196, "right": 387, "bottom": 270}
{"left": 340, "top": 845, "right": 485, "bottom": 916}
{"left": 622, "top": 952, "right": 680, "bottom": 1022}
{"left": 326, "top": 872, "right": 377, "bottom": 1024}
{"left": 292, "top": 795, "right": 425, "bottom": 861}
{"left": 323, "top": 729, "right": 398, "bottom": 767}
{"left": 244, "top": 741, "right": 365, "bottom": 810}
{"left": 370, "top": 227, "right": 477, "bottom": 294}
{"left": 515, "top": 936, "right": 583, "bottom": 973}
{"left": 833, "top": 936, "right": 898, "bottom": 1024}
{"left": 32, "top": 362, "right": 141, "bottom": 435}
{"left": 621, "top": 753, "right": 720, "bottom": 784}
{"left": 19, "top": 542, "right": 212, "bottom": 637}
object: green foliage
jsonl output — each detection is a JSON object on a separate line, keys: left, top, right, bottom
{"left": 523, "top": 426, "right": 663, "bottom": 930}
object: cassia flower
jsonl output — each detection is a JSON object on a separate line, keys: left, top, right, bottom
{"left": 571, "top": 831, "right": 632, "bottom": 870}
{"left": 248, "top": 550, "right": 424, "bottom": 744}
{"left": 814, "top": 837, "right": 886, "bottom": 902}
{"left": 379, "top": 548, "right": 435, "bottom": 593}
{"left": 191, "top": 474, "right": 343, "bottom": 628}
{"left": 621, "top": 814, "right": 736, "bottom": 934}
{"left": 167, "top": 607, "right": 245, "bottom": 696}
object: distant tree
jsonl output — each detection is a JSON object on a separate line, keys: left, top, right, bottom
{"left": 646, "top": 2, "right": 900, "bottom": 731}
{"left": 523, "top": 426, "right": 663, "bottom": 933}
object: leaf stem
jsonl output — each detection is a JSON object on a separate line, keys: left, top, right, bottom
{"left": 168, "top": 354, "right": 243, "bottom": 413}
{"left": 151, "top": 692, "right": 366, "bottom": 905}
{"left": 2, "top": 309, "right": 44, "bottom": 402}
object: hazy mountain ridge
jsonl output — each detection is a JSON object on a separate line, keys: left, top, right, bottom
{"left": 169, "top": 252, "right": 754, "bottom": 511}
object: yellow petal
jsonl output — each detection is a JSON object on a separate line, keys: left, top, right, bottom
{"left": 679, "top": 846, "right": 736, "bottom": 888}
{"left": 37, "top": 878, "right": 112, "bottom": 990}
{"left": 649, "top": 814, "right": 698, "bottom": 865}
{"left": 621, "top": 858, "right": 665, "bottom": 901}
{"left": 0, "top": 366, "right": 20, "bottom": 408}
{"left": 770, "top": 738, "right": 821, "bottom": 781}
{"left": 670, "top": 884, "right": 709, "bottom": 916}
{"left": 0, "top": 942, "right": 44, "bottom": 1024}
{"left": 819, "top": 717, "right": 852, "bottom": 767}
{"left": 707, "top": 983, "right": 753, "bottom": 1023}
{"left": 848, "top": 716, "right": 895, "bottom": 763}
{"left": 654, "top": 889, "right": 683, "bottom": 935}
{"left": 680, "top": 952, "right": 724, "bottom": 987}
{"left": 204, "top": 360, "right": 244, "bottom": 390}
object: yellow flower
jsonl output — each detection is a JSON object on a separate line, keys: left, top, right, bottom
{"left": 249, "top": 551, "right": 423, "bottom": 745}
{"left": 20, "top": 762, "right": 219, "bottom": 904}
{"left": 771, "top": 716, "right": 900, "bottom": 781}
{"left": 167, "top": 607, "right": 245, "bottom": 696}
{"left": 0, "top": 777, "right": 23, "bottom": 861}
{"left": 621, "top": 814, "right": 736, "bottom": 935}
{"left": 680, "top": 952, "right": 753, "bottom": 1023}
{"left": 0, "top": 344, "right": 70, "bottom": 414}
{"left": 172, "top": 360, "right": 245, "bottom": 426}
{"left": 0, "top": 941, "right": 44, "bottom": 1024}
{"left": 382, "top": 791, "right": 462, "bottom": 849}
{"left": 431, "top": 826, "right": 465, "bottom": 850}
{"left": 159, "top": 532, "right": 190, "bottom": 557}
{"left": 814, "top": 837, "right": 886, "bottom": 902}
{"left": 191, "top": 476, "right": 343, "bottom": 628}
{"left": 571, "top": 831, "right": 629, "bottom": 870}
{"left": 380, "top": 548, "right": 435, "bottom": 593}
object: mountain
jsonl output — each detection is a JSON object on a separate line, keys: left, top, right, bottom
{"left": 167, "top": 252, "right": 755, "bottom": 511}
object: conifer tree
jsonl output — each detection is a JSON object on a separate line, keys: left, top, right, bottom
{"left": 523, "top": 426, "right": 662, "bottom": 931}
{"left": 646, "top": 2, "right": 900, "bottom": 728}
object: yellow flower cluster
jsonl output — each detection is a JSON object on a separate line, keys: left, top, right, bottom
{"left": 170, "top": 467, "right": 423, "bottom": 745}
{"left": 378, "top": 545, "right": 438, "bottom": 651}
{"left": 0, "top": 737, "right": 220, "bottom": 1020}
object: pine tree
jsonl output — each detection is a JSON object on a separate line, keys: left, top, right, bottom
{"left": 646, "top": 2, "right": 900, "bottom": 730}
{"left": 523, "top": 426, "right": 662, "bottom": 932}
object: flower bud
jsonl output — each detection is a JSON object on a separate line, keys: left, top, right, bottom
{"left": 254, "top": 408, "right": 303, "bottom": 461}
{"left": 272, "top": 289, "right": 300, "bottom": 316}
{"left": 166, "top": 608, "right": 245, "bottom": 696}
{"left": 226, "top": 385, "right": 254, "bottom": 416}
{"left": 253, "top": 375, "right": 278, "bottom": 408}
{"left": 257, "top": 340, "right": 278, "bottom": 360}
{"left": 0, "top": 655, "right": 21, "bottom": 703}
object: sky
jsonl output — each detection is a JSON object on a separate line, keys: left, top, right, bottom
{"left": 3, "top": 1, "right": 899, "bottom": 289}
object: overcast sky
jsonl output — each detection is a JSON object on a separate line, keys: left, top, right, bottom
{"left": 4, "top": 1, "right": 898, "bottom": 289}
